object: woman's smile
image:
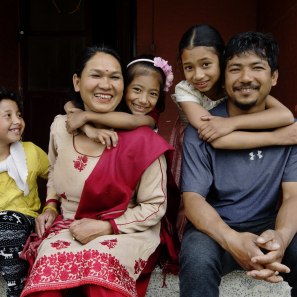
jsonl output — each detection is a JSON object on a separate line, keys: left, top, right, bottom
{"left": 73, "top": 52, "right": 124, "bottom": 113}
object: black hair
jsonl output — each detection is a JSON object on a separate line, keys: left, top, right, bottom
{"left": 179, "top": 24, "right": 225, "bottom": 72}
{"left": 72, "top": 45, "right": 125, "bottom": 110}
{"left": 120, "top": 54, "right": 166, "bottom": 113}
{"left": 0, "top": 87, "right": 23, "bottom": 113}
{"left": 224, "top": 31, "right": 279, "bottom": 75}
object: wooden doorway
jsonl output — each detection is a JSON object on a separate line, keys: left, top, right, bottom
{"left": 19, "top": 0, "right": 136, "bottom": 152}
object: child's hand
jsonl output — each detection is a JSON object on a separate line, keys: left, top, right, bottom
{"left": 83, "top": 125, "right": 119, "bottom": 149}
{"left": 198, "top": 115, "right": 235, "bottom": 142}
{"left": 66, "top": 108, "right": 87, "bottom": 134}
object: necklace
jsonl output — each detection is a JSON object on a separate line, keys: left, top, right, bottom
{"left": 52, "top": 0, "right": 82, "bottom": 14}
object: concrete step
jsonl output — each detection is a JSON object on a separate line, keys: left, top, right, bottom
{"left": 145, "top": 267, "right": 291, "bottom": 297}
{"left": 0, "top": 268, "right": 291, "bottom": 296}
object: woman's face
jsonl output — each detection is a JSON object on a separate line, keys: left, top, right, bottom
{"left": 73, "top": 52, "right": 124, "bottom": 113}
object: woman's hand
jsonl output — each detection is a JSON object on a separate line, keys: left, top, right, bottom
{"left": 35, "top": 208, "right": 58, "bottom": 238}
{"left": 82, "top": 125, "right": 119, "bottom": 149}
{"left": 66, "top": 107, "right": 87, "bottom": 133}
{"left": 69, "top": 218, "right": 114, "bottom": 245}
{"left": 198, "top": 115, "right": 235, "bottom": 142}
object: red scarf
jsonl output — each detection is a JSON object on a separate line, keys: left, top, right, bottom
{"left": 75, "top": 126, "right": 174, "bottom": 221}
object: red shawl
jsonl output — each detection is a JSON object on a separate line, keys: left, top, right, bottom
{"left": 75, "top": 126, "right": 174, "bottom": 221}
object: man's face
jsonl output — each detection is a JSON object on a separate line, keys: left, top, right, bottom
{"left": 224, "top": 52, "right": 278, "bottom": 112}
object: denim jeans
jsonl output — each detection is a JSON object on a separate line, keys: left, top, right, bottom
{"left": 179, "top": 216, "right": 297, "bottom": 297}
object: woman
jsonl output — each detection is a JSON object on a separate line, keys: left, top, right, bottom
{"left": 21, "top": 46, "right": 173, "bottom": 297}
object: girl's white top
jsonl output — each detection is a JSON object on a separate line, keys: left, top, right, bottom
{"left": 171, "top": 80, "right": 228, "bottom": 126}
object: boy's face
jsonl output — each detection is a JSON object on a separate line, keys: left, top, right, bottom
{"left": 224, "top": 52, "right": 278, "bottom": 112}
{"left": 0, "top": 99, "right": 25, "bottom": 145}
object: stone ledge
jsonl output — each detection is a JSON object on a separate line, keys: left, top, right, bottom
{"left": 0, "top": 268, "right": 291, "bottom": 297}
{"left": 145, "top": 267, "right": 291, "bottom": 297}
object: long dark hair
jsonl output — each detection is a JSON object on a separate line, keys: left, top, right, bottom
{"left": 72, "top": 45, "right": 125, "bottom": 110}
{"left": 179, "top": 24, "right": 225, "bottom": 73}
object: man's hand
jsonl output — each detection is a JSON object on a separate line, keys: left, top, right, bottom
{"left": 198, "top": 116, "right": 235, "bottom": 142}
{"left": 247, "top": 229, "right": 290, "bottom": 282}
{"left": 66, "top": 108, "right": 87, "bottom": 134}
{"left": 69, "top": 218, "right": 114, "bottom": 245}
{"left": 226, "top": 232, "right": 266, "bottom": 271}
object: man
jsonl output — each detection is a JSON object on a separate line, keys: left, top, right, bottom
{"left": 179, "top": 31, "right": 297, "bottom": 297}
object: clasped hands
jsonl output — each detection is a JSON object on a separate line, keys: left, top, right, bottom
{"left": 69, "top": 218, "right": 114, "bottom": 245}
{"left": 228, "top": 230, "right": 289, "bottom": 283}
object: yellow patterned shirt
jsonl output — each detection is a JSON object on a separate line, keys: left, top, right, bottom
{"left": 0, "top": 142, "right": 49, "bottom": 218}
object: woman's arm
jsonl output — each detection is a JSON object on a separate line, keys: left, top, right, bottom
{"left": 113, "top": 154, "right": 167, "bottom": 234}
{"left": 35, "top": 117, "right": 60, "bottom": 237}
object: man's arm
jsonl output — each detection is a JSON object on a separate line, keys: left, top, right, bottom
{"left": 183, "top": 191, "right": 266, "bottom": 272}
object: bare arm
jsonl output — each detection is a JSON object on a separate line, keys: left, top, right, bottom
{"left": 65, "top": 101, "right": 155, "bottom": 131}
{"left": 78, "top": 110, "right": 156, "bottom": 130}
{"left": 183, "top": 192, "right": 265, "bottom": 271}
{"left": 210, "top": 121, "right": 297, "bottom": 149}
{"left": 183, "top": 191, "right": 289, "bottom": 279}
{"left": 180, "top": 96, "right": 294, "bottom": 149}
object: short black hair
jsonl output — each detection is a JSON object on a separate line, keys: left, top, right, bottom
{"left": 121, "top": 54, "right": 166, "bottom": 113}
{"left": 0, "top": 87, "right": 23, "bottom": 113}
{"left": 72, "top": 45, "right": 125, "bottom": 110}
{"left": 224, "top": 31, "right": 279, "bottom": 75}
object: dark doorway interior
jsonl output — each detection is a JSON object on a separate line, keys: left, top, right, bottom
{"left": 19, "top": 0, "right": 136, "bottom": 205}
{"left": 19, "top": 0, "right": 136, "bottom": 152}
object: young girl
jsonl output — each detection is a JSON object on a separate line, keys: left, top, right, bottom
{"left": 0, "top": 87, "right": 49, "bottom": 297}
{"left": 171, "top": 24, "right": 294, "bottom": 239}
{"left": 65, "top": 54, "right": 174, "bottom": 148}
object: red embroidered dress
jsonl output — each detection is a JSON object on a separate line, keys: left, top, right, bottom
{"left": 21, "top": 115, "right": 169, "bottom": 297}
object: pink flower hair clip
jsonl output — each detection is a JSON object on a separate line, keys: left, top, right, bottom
{"left": 127, "top": 57, "right": 174, "bottom": 92}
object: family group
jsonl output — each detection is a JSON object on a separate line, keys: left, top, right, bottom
{"left": 0, "top": 24, "right": 296, "bottom": 297}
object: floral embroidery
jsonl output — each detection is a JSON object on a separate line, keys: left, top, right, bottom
{"left": 100, "top": 239, "right": 118, "bottom": 249}
{"left": 50, "top": 240, "right": 71, "bottom": 250}
{"left": 134, "top": 258, "right": 147, "bottom": 275}
{"left": 59, "top": 192, "right": 67, "bottom": 200}
{"left": 73, "top": 155, "right": 88, "bottom": 172}
{"left": 22, "top": 249, "right": 137, "bottom": 297}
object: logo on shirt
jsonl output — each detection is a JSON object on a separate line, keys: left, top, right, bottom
{"left": 249, "top": 151, "right": 263, "bottom": 160}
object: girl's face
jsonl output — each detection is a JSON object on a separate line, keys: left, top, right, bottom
{"left": 73, "top": 52, "right": 124, "bottom": 113}
{"left": 0, "top": 99, "right": 24, "bottom": 145}
{"left": 125, "top": 73, "right": 160, "bottom": 115}
{"left": 181, "top": 46, "right": 221, "bottom": 97}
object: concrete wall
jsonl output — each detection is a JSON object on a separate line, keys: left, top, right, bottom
{"left": 137, "top": 0, "right": 257, "bottom": 141}
{"left": 257, "top": 0, "right": 297, "bottom": 117}
{"left": 0, "top": 2, "right": 19, "bottom": 91}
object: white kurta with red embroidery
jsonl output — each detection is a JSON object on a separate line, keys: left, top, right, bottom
{"left": 21, "top": 115, "right": 167, "bottom": 297}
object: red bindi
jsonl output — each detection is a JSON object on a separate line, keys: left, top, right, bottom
{"left": 106, "top": 70, "right": 108, "bottom": 72}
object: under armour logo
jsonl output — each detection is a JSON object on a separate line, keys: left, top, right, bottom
{"left": 249, "top": 151, "right": 263, "bottom": 160}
